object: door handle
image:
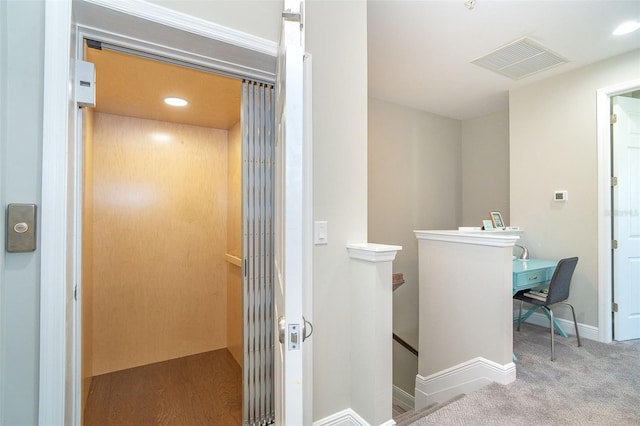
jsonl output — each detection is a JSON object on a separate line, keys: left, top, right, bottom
{"left": 279, "top": 316, "right": 312, "bottom": 348}
{"left": 302, "top": 316, "right": 313, "bottom": 342}
{"left": 278, "top": 316, "right": 286, "bottom": 344}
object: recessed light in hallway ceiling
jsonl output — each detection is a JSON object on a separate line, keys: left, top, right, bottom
{"left": 613, "top": 20, "right": 640, "bottom": 36}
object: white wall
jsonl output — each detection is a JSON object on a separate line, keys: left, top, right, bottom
{"left": 307, "top": 0, "right": 369, "bottom": 419}
{"left": 510, "top": 49, "right": 640, "bottom": 328}
{"left": 368, "top": 97, "right": 462, "bottom": 396}
{"left": 0, "top": 1, "right": 44, "bottom": 423}
{"left": 462, "top": 110, "right": 510, "bottom": 227}
{"left": 147, "top": 0, "right": 281, "bottom": 42}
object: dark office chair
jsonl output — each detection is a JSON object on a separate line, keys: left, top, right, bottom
{"left": 514, "top": 257, "right": 581, "bottom": 361}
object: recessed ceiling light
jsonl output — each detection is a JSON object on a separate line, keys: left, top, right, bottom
{"left": 613, "top": 20, "right": 640, "bottom": 36}
{"left": 164, "top": 97, "right": 188, "bottom": 107}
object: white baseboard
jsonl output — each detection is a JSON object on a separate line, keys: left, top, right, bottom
{"left": 313, "top": 408, "right": 366, "bottom": 426}
{"left": 414, "top": 357, "right": 515, "bottom": 411}
{"left": 313, "top": 408, "right": 395, "bottom": 426}
{"left": 316, "top": 313, "right": 597, "bottom": 426}
{"left": 516, "top": 309, "right": 600, "bottom": 341}
{"left": 392, "top": 385, "right": 414, "bottom": 412}
{"left": 313, "top": 408, "right": 369, "bottom": 426}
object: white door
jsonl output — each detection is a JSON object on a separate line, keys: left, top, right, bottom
{"left": 612, "top": 95, "right": 640, "bottom": 341}
{"left": 274, "top": 0, "right": 310, "bottom": 424}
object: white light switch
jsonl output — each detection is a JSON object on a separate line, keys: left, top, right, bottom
{"left": 314, "top": 221, "right": 328, "bottom": 245}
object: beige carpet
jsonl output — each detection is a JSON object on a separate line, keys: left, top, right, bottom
{"left": 410, "top": 324, "right": 640, "bottom": 425}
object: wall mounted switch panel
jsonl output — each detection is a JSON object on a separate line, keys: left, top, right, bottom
{"left": 6, "top": 203, "right": 37, "bottom": 252}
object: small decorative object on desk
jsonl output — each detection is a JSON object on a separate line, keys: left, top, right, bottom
{"left": 482, "top": 219, "right": 493, "bottom": 230}
{"left": 490, "top": 211, "right": 505, "bottom": 229}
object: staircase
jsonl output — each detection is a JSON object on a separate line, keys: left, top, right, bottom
{"left": 393, "top": 395, "right": 466, "bottom": 426}
{"left": 392, "top": 273, "right": 419, "bottom": 356}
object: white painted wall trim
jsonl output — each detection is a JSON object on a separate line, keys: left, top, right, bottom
{"left": 83, "top": 0, "right": 276, "bottom": 56}
{"left": 346, "top": 243, "right": 402, "bottom": 262}
{"left": 393, "top": 385, "right": 415, "bottom": 412}
{"left": 414, "top": 230, "right": 519, "bottom": 247}
{"left": 39, "top": 1, "right": 72, "bottom": 425}
{"left": 517, "top": 309, "right": 600, "bottom": 342}
{"left": 313, "top": 408, "right": 367, "bottom": 426}
{"left": 313, "top": 408, "right": 395, "bottom": 426}
{"left": 74, "top": 0, "right": 276, "bottom": 83}
{"left": 415, "top": 357, "right": 515, "bottom": 409}
{"left": 596, "top": 79, "right": 640, "bottom": 344}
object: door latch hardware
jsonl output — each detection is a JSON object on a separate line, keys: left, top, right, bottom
{"left": 288, "top": 324, "right": 300, "bottom": 350}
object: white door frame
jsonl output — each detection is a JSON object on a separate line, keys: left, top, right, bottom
{"left": 41, "top": 1, "right": 278, "bottom": 424}
{"left": 596, "top": 78, "right": 640, "bottom": 344}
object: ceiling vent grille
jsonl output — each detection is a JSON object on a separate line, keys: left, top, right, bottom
{"left": 472, "top": 37, "right": 568, "bottom": 80}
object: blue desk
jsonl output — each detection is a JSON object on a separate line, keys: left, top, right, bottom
{"left": 512, "top": 259, "right": 567, "bottom": 337}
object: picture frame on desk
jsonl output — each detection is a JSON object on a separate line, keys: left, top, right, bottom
{"left": 490, "top": 211, "right": 505, "bottom": 229}
{"left": 482, "top": 219, "right": 493, "bottom": 230}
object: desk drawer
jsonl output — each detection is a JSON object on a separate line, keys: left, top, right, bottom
{"left": 514, "top": 270, "right": 549, "bottom": 288}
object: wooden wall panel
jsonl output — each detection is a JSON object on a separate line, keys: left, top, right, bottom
{"left": 81, "top": 107, "right": 94, "bottom": 415}
{"left": 226, "top": 121, "right": 242, "bottom": 366}
{"left": 91, "top": 113, "right": 228, "bottom": 375}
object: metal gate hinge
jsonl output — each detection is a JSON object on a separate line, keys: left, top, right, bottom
{"left": 612, "top": 302, "right": 618, "bottom": 313}
{"left": 282, "top": 10, "right": 301, "bottom": 22}
{"left": 612, "top": 239, "right": 618, "bottom": 249}
{"left": 282, "top": 2, "right": 304, "bottom": 29}
{"left": 611, "top": 176, "right": 618, "bottom": 187}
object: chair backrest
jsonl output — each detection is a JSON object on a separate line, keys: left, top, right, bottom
{"left": 546, "top": 257, "right": 579, "bottom": 305}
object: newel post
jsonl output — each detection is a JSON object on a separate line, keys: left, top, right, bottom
{"left": 347, "top": 243, "right": 402, "bottom": 426}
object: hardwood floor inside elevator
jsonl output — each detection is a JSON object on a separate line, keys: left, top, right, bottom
{"left": 84, "top": 349, "right": 242, "bottom": 426}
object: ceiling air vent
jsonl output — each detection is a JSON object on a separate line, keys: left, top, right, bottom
{"left": 472, "top": 37, "right": 568, "bottom": 80}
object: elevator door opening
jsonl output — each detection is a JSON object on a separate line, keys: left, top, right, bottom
{"left": 80, "top": 44, "right": 247, "bottom": 424}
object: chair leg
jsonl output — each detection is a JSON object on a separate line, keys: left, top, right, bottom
{"left": 562, "top": 302, "right": 582, "bottom": 347}
{"left": 517, "top": 300, "right": 523, "bottom": 332}
{"left": 544, "top": 307, "right": 555, "bottom": 361}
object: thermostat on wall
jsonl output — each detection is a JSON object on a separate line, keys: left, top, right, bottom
{"left": 554, "top": 190, "right": 568, "bottom": 202}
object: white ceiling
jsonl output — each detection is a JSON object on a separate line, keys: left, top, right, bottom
{"left": 367, "top": 0, "right": 640, "bottom": 120}
{"left": 89, "top": 1, "right": 640, "bottom": 125}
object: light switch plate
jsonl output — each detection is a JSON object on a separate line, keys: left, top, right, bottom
{"left": 6, "top": 203, "right": 37, "bottom": 252}
{"left": 314, "top": 221, "right": 328, "bottom": 245}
